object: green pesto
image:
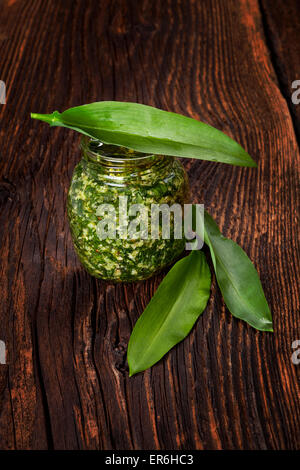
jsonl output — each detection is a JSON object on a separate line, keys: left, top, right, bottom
{"left": 67, "top": 138, "right": 190, "bottom": 281}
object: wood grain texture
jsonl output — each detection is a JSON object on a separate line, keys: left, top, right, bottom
{"left": 260, "top": 0, "right": 300, "bottom": 139}
{"left": 0, "top": 0, "right": 299, "bottom": 450}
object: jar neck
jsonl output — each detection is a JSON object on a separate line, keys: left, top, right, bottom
{"left": 80, "top": 137, "right": 173, "bottom": 180}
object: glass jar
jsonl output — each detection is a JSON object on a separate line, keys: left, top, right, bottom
{"left": 67, "top": 137, "right": 190, "bottom": 282}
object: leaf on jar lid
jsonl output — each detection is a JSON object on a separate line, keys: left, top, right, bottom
{"left": 31, "top": 101, "right": 257, "bottom": 167}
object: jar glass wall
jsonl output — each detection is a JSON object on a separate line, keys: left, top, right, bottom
{"left": 67, "top": 137, "right": 190, "bottom": 282}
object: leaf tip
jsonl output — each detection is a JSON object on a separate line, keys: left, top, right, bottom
{"left": 258, "top": 320, "right": 273, "bottom": 332}
{"left": 128, "top": 366, "right": 137, "bottom": 377}
{"left": 243, "top": 153, "right": 258, "bottom": 168}
{"left": 128, "top": 357, "right": 143, "bottom": 376}
{"left": 128, "top": 356, "right": 136, "bottom": 377}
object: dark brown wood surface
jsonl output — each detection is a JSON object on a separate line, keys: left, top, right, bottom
{"left": 260, "top": 0, "right": 300, "bottom": 139}
{"left": 0, "top": 0, "right": 299, "bottom": 450}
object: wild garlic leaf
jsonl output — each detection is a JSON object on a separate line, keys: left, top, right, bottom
{"left": 203, "top": 210, "right": 273, "bottom": 332}
{"left": 127, "top": 250, "right": 211, "bottom": 376}
{"left": 31, "top": 101, "right": 256, "bottom": 167}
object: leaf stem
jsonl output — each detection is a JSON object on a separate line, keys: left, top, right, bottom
{"left": 31, "top": 111, "right": 61, "bottom": 126}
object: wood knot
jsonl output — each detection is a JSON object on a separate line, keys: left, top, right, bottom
{"left": 113, "top": 342, "right": 128, "bottom": 375}
{"left": 0, "top": 179, "right": 16, "bottom": 205}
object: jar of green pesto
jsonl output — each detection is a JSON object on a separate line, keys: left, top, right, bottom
{"left": 67, "top": 137, "right": 190, "bottom": 282}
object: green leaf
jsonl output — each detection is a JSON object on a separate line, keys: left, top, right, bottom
{"left": 203, "top": 210, "right": 272, "bottom": 332}
{"left": 127, "top": 250, "right": 211, "bottom": 376}
{"left": 31, "top": 101, "right": 256, "bottom": 167}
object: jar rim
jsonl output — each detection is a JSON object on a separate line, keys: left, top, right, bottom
{"left": 80, "top": 136, "right": 162, "bottom": 163}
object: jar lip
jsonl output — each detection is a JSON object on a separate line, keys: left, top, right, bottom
{"left": 80, "top": 136, "right": 162, "bottom": 162}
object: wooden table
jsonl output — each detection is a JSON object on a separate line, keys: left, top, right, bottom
{"left": 0, "top": 0, "right": 299, "bottom": 450}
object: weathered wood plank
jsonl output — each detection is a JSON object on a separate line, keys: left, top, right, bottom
{"left": 260, "top": 0, "right": 300, "bottom": 139}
